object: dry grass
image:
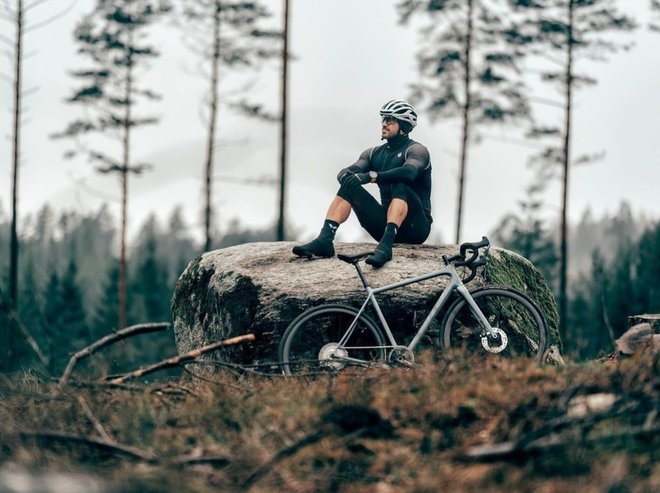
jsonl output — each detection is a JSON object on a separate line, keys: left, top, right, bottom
{"left": 0, "top": 351, "right": 658, "bottom": 492}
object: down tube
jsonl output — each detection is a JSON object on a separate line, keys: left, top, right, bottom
{"left": 407, "top": 282, "right": 459, "bottom": 351}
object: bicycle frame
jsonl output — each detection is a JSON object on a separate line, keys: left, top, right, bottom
{"left": 336, "top": 261, "right": 497, "bottom": 353}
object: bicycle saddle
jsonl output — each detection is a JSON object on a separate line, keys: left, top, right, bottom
{"left": 337, "top": 252, "right": 374, "bottom": 264}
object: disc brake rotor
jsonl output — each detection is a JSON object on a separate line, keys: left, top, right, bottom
{"left": 481, "top": 328, "right": 508, "bottom": 353}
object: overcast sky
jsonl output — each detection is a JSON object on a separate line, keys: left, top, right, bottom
{"left": 1, "top": 0, "right": 659, "bottom": 247}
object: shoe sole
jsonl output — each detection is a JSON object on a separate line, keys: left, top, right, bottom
{"left": 292, "top": 248, "right": 334, "bottom": 259}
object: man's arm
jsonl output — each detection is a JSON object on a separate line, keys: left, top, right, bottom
{"left": 337, "top": 148, "right": 372, "bottom": 183}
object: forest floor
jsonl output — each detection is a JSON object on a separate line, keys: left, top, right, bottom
{"left": 0, "top": 350, "right": 658, "bottom": 493}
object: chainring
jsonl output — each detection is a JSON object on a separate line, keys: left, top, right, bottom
{"left": 388, "top": 347, "right": 415, "bottom": 367}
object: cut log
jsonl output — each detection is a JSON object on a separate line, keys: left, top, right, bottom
{"left": 171, "top": 242, "right": 561, "bottom": 367}
{"left": 615, "top": 314, "right": 660, "bottom": 355}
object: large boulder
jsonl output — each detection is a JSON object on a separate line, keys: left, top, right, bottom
{"left": 171, "top": 241, "right": 562, "bottom": 367}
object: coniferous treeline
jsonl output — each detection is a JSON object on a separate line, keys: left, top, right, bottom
{"left": 1, "top": 199, "right": 657, "bottom": 370}
{"left": 0, "top": 203, "right": 278, "bottom": 373}
{"left": 496, "top": 198, "right": 658, "bottom": 359}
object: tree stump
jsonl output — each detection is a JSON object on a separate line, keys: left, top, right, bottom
{"left": 171, "top": 242, "right": 562, "bottom": 368}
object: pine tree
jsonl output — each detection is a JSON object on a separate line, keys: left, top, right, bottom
{"left": 1, "top": 0, "right": 79, "bottom": 370}
{"left": 492, "top": 182, "right": 558, "bottom": 288}
{"left": 59, "top": 259, "right": 89, "bottom": 349}
{"left": 42, "top": 259, "right": 88, "bottom": 372}
{"left": 18, "top": 252, "right": 44, "bottom": 361}
{"left": 509, "top": 0, "right": 636, "bottom": 344}
{"left": 94, "top": 260, "right": 120, "bottom": 338}
{"left": 398, "top": 0, "right": 531, "bottom": 242}
{"left": 54, "top": 0, "right": 171, "bottom": 332}
{"left": 130, "top": 215, "right": 170, "bottom": 323}
{"left": 161, "top": 206, "right": 198, "bottom": 285}
{"left": 635, "top": 223, "right": 660, "bottom": 313}
{"left": 180, "top": 0, "right": 280, "bottom": 251}
{"left": 42, "top": 271, "right": 61, "bottom": 371}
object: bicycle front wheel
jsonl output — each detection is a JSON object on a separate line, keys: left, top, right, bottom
{"left": 278, "top": 304, "right": 387, "bottom": 375}
{"left": 440, "top": 287, "right": 547, "bottom": 361}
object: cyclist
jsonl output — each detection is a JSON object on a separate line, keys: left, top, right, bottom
{"left": 292, "top": 99, "right": 433, "bottom": 267}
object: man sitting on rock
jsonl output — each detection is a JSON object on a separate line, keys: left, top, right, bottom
{"left": 292, "top": 99, "right": 433, "bottom": 268}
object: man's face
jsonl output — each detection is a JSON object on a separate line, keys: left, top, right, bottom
{"left": 381, "top": 116, "right": 401, "bottom": 139}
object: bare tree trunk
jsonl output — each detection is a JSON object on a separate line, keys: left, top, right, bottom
{"left": 559, "top": 1, "right": 574, "bottom": 345}
{"left": 455, "top": 0, "right": 473, "bottom": 245}
{"left": 203, "top": 1, "right": 221, "bottom": 253}
{"left": 119, "top": 29, "right": 134, "bottom": 331}
{"left": 276, "top": 0, "right": 290, "bottom": 242}
{"left": 7, "top": 0, "right": 24, "bottom": 371}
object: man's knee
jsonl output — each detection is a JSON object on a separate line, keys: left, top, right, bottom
{"left": 337, "top": 183, "right": 354, "bottom": 202}
{"left": 337, "top": 182, "right": 369, "bottom": 203}
{"left": 391, "top": 183, "right": 413, "bottom": 202}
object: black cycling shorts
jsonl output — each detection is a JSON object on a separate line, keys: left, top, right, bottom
{"left": 337, "top": 183, "right": 431, "bottom": 244}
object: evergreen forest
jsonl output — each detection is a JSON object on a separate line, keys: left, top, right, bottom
{"left": 1, "top": 2, "right": 659, "bottom": 492}
{"left": 1, "top": 0, "right": 659, "bottom": 370}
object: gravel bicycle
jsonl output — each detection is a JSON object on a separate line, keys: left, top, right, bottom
{"left": 278, "top": 237, "right": 548, "bottom": 375}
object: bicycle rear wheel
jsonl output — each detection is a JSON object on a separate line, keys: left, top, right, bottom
{"left": 278, "top": 304, "right": 387, "bottom": 375}
{"left": 440, "top": 287, "right": 547, "bottom": 360}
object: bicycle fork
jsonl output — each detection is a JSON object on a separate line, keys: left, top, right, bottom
{"left": 449, "top": 285, "right": 508, "bottom": 353}
{"left": 407, "top": 282, "right": 504, "bottom": 353}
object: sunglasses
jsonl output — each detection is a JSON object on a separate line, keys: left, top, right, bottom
{"left": 382, "top": 116, "right": 398, "bottom": 125}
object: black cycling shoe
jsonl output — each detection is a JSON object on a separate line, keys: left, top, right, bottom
{"left": 292, "top": 238, "right": 335, "bottom": 258}
{"left": 365, "top": 245, "right": 392, "bottom": 268}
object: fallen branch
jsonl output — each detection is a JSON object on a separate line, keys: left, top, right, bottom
{"left": 11, "top": 431, "right": 232, "bottom": 468}
{"left": 59, "top": 322, "right": 171, "bottom": 385}
{"left": 106, "top": 334, "right": 256, "bottom": 384}
{"left": 465, "top": 424, "right": 660, "bottom": 461}
{"left": 182, "top": 366, "right": 255, "bottom": 394}
{"left": 8, "top": 308, "right": 49, "bottom": 367}
{"left": 465, "top": 398, "right": 653, "bottom": 462}
{"left": 73, "top": 393, "right": 113, "bottom": 443}
{"left": 167, "top": 454, "right": 231, "bottom": 468}
{"left": 241, "top": 430, "right": 325, "bottom": 490}
{"left": 15, "top": 431, "right": 157, "bottom": 462}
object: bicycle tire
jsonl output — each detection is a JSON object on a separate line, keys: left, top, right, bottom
{"left": 440, "top": 287, "right": 548, "bottom": 361}
{"left": 278, "top": 304, "right": 387, "bottom": 376}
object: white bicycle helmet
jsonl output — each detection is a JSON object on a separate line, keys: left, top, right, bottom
{"left": 380, "top": 99, "right": 418, "bottom": 129}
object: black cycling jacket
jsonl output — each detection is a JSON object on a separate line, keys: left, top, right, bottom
{"left": 339, "top": 134, "right": 433, "bottom": 223}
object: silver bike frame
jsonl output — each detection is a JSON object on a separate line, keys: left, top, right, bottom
{"left": 336, "top": 262, "right": 496, "bottom": 352}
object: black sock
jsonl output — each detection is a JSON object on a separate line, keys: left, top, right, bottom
{"left": 366, "top": 223, "right": 397, "bottom": 267}
{"left": 319, "top": 219, "right": 339, "bottom": 241}
{"left": 379, "top": 222, "right": 398, "bottom": 248}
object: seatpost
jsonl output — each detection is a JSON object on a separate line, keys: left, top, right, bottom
{"left": 353, "top": 263, "right": 370, "bottom": 289}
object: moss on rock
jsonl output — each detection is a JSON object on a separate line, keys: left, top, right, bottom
{"left": 486, "top": 250, "right": 561, "bottom": 353}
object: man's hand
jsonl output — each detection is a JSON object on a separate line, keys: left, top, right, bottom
{"left": 340, "top": 172, "right": 370, "bottom": 191}
{"left": 354, "top": 173, "right": 371, "bottom": 184}
{"left": 338, "top": 170, "right": 354, "bottom": 185}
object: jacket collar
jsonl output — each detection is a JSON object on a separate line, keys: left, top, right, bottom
{"left": 385, "top": 133, "right": 410, "bottom": 148}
